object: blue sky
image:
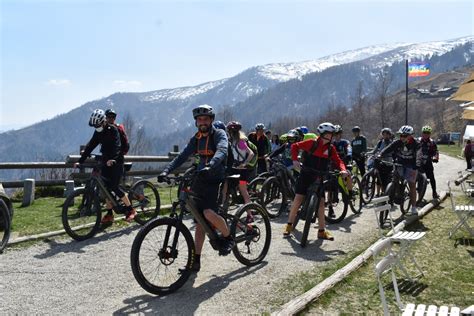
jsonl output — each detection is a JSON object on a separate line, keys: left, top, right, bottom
{"left": 1, "top": 0, "right": 472, "bottom": 131}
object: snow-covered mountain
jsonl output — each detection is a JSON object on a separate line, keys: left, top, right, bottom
{"left": 0, "top": 36, "right": 472, "bottom": 166}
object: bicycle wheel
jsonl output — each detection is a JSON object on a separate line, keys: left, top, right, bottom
{"left": 130, "top": 180, "right": 161, "bottom": 225}
{"left": 324, "top": 187, "right": 349, "bottom": 224}
{"left": 0, "top": 199, "right": 11, "bottom": 253}
{"left": 360, "top": 172, "right": 376, "bottom": 204}
{"left": 62, "top": 188, "right": 102, "bottom": 241}
{"left": 260, "top": 177, "right": 286, "bottom": 218}
{"left": 301, "top": 192, "right": 319, "bottom": 248}
{"left": 350, "top": 175, "right": 363, "bottom": 214}
{"left": 400, "top": 181, "right": 412, "bottom": 215}
{"left": 131, "top": 217, "right": 195, "bottom": 295}
{"left": 416, "top": 173, "right": 427, "bottom": 205}
{"left": 247, "top": 177, "right": 265, "bottom": 201}
{"left": 380, "top": 183, "right": 394, "bottom": 228}
{"left": 231, "top": 203, "right": 271, "bottom": 266}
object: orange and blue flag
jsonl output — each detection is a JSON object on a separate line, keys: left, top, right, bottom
{"left": 408, "top": 62, "right": 430, "bottom": 77}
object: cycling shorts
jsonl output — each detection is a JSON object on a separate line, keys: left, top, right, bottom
{"left": 396, "top": 166, "right": 417, "bottom": 184}
{"left": 295, "top": 170, "right": 324, "bottom": 197}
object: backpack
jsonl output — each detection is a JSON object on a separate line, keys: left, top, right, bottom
{"left": 116, "top": 124, "right": 130, "bottom": 155}
{"left": 234, "top": 139, "right": 258, "bottom": 169}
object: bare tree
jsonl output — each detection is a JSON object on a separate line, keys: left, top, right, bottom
{"left": 375, "top": 68, "right": 393, "bottom": 128}
{"left": 217, "top": 105, "right": 234, "bottom": 123}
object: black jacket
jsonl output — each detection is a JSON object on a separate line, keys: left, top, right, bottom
{"left": 78, "top": 124, "right": 122, "bottom": 164}
{"left": 379, "top": 138, "right": 421, "bottom": 169}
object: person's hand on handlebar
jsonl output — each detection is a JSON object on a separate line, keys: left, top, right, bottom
{"left": 292, "top": 160, "right": 301, "bottom": 172}
{"left": 157, "top": 171, "right": 169, "bottom": 183}
{"left": 106, "top": 160, "right": 116, "bottom": 167}
{"left": 73, "top": 162, "right": 81, "bottom": 169}
{"left": 340, "top": 170, "right": 350, "bottom": 178}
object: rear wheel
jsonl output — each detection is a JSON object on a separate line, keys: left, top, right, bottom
{"left": 260, "top": 177, "right": 286, "bottom": 218}
{"left": 62, "top": 188, "right": 102, "bottom": 241}
{"left": 350, "top": 175, "right": 363, "bottom": 214}
{"left": 324, "top": 186, "right": 349, "bottom": 224}
{"left": 360, "top": 172, "right": 376, "bottom": 204}
{"left": 0, "top": 199, "right": 11, "bottom": 253}
{"left": 400, "top": 181, "right": 412, "bottom": 215}
{"left": 247, "top": 177, "right": 265, "bottom": 202}
{"left": 416, "top": 173, "right": 427, "bottom": 204}
{"left": 130, "top": 217, "right": 195, "bottom": 295}
{"left": 231, "top": 203, "right": 271, "bottom": 266}
{"left": 130, "top": 180, "right": 161, "bottom": 225}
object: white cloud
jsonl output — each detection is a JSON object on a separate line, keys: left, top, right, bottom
{"left": 46, "top": 79, "right": 71, "bottom": 86}
{"left": 113, "top": 80, "right": 142, "bottom": 87}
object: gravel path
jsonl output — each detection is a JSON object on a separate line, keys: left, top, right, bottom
{"left": 0, "top": 154, "right": 464, "bottom": 314}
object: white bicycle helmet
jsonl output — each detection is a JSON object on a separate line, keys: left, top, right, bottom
{"left": 88, "top": 109, "right": 106, "bottom": 127}
{"left": 397, "top": 125, "right": 414, "bottom": 135}
{"left": 317, "top": 122, "right": 336, "bottom": 135}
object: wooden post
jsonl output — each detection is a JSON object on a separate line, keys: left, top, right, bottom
{"left": 22, "top": 179, "right": 35, "bottom": 207}
{"left": 173, "top": 145, "right": 179, "bottom": 153}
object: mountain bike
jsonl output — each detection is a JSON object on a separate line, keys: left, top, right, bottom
{"left": 378, "top": 162, "right": 412, "bottom": 227}
{"left": 259, "top": 158, "right": 297, "bottom": 218}
{"left": 62, "top": 156, "right": 161, "bottom": 241}
{"left": 130, "top": 171, "right": 271, "bottom": 295}
{"left": 360, "top": 157, "right": 392, "bottom": 204}
{"left": 291, "top": 168, "right": 348, "bottom": 247}
{"left": 346, "top": 163, "right": 363, "bottom": 214}
{"left": 0, "top": 198, "right": 11, "bottom": 253}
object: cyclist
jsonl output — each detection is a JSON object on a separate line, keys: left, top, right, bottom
{"left": 74, "top": 109, "right": 136, "bottom": 223}
{"left": 332, "top": 125, "right": 352, "bottom": 167}
{"left": 268, "top": 129, "right": 300, "bottom": 169}
{"left": 225, "top": 121, "right": 256, "bottom": 221}
{"left": 378, "top": 125, "right": 421, "bottom": 215}
{"left": 351, "top": 126, "right": 367, "bottom": 176}
{"left": 158, "top": 104, "right": 234, "bottom": 272}
{"left": 418, "top": 125, "right": 439, "bottom": 199}
{"left": 370, "top": 128, "right": 394, "bottom": 196}
{"left": 299, "top": 125, "right": 318, "bottom": 140}
{"left": 105, "top": 109, "right": 130, "bottom": 156}
{"left": 248, "top": 123, "right": 270, "bottom": 174}
{"left": 283, "top": 122, "right": 349, "bottom": 240}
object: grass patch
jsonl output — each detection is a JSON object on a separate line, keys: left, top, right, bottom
{"left": 438, "top": 144, "right": 463, "bottom": 159}
{"left": 301, "top": 197, "right": 473, "bottom": 314}
{"left": 9, "top": 185, "right": 177, "bottom": 238}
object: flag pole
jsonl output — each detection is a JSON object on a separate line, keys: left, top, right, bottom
{"left": 405, "top": 59, "right": 408, "bottom": 125}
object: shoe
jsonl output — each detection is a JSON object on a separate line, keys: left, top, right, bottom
{"left": 283, "top": 223, "right": 293, "bottom": 237}
{"left": 246, "top": 213, "right": 254, "bottom": 223}
{"left": 179, "top": 260, "right": 201, "bottom": 274}
{"left": 328, "top": 209, "right": 336, "bottom": 218}
{"left": 432, "top": 192, "right": 439, "bottom": 199}
{"left": 219, "top": 237, "right": 235, "bottom": 256}
{"left": 318, "top": 230, "right": 334, "bottom": 241}
{"left": 125, "top": 208, "right": 137, "bottom": 222}
{"left": 101, "top": 213, "right": 114, "bottom": 224}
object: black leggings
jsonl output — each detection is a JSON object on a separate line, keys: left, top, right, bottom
{"left": 354, "top": 156, "right": 366, "bottom": 176}
{"left": 101, "top": 163, "right": 125, "bottom": 199}
{"left": 422, "top": 162, "right": 436, "bottom": 193}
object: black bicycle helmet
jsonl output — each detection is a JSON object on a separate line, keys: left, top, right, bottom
{"left": 192, "top": 104, "right": 215, "bottom": 119}
{"left": 352, "top": 126, "right": 361, "bottom": 132}
{"left": 105, "top": 109, "right": 117, "bottom": 118}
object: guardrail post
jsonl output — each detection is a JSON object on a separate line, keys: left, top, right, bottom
{"left": 22, "top": 179, "right": 35, "bottom": 207}
{"left": 64, "top": 180, "right": 75, "bottom": 206}
{"left": 133, "top": 177, "right": 144, "bottom": 195}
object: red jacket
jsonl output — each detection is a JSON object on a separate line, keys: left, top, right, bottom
{"left": 291, "top": 138, "right": 346, "bottom": 171}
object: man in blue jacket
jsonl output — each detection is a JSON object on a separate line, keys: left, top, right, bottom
{"left": 159, "top": 104, "right": 233, "bottom": 272}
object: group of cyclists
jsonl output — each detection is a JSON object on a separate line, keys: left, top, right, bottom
{"left": 78, "top": 103, "right": 440, "bottom": 274}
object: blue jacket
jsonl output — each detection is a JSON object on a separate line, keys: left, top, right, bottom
{"left": 164, "top": 127, "right": 228, "bottom": 181}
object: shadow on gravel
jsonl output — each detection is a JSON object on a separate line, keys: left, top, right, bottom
{"left": 33, "top": 225, "right": 141, "bottom": 259}
{"left": 113, "top": 261, "right": 269, "bottom": 315}
{"left": 280, "top": 233, "right": 346, "bottom": 262}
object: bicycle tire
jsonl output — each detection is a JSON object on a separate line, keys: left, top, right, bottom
{"left": 247, "top": 177, "right": 265, "bottom": 201}
{"left": 380, "top": 183, "right": 394, "bottom": 228}
{"left": 0, "top": 199, "right": 11, "bottom": 253}
{"left": 350, "top": 175, "right": 363, "bottom": 214}
{"left": 416, "top": 173, "right": 427, "bottom": 204}
{"left": 130, "top": 217, "right": 195, "bottom": 295}
{"left": 301, "top": 192, "right": 319, "bottom": 248}
{"left": 231, "top": 203, "right": 271, "bottom": 266}
{"left": 260, "top": 176, "right": 286, "bottom": 218}
{"left": 130, "top": 180, "right": 161, "bottom": 225}
{"left": 400, "top": 181, "right": 412, "bottom": 215}
{"left": 62, "top": 188, "right": 102, "bottom": 241}
{"left": 324, "top": 186, "right": 349, "bottom": 224}
{"left": 360, "top": 172, "right": 376, "bottom": 204}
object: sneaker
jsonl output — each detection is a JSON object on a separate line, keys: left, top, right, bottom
{"left": 410, "top": 206, "right": 418, "bottom": 216}
{"left": 318, "top": 230, "right": 334, "bottom": 241}
{"left": 283, "top": 223, "right": 293, "bottom": 237}
{"left": 246, "top": 213, "right": 254, "bottom": 223}
{"left": 101, "top": 213, "right": 114, "bottom": 224}
{"left": 179, "top": 261, "right": 201, "bottom": 274}
{"left": 125, "top": 208, "right": 137, "bottom": 223}
{"left": 219, "top": 237, "right": 235, "bottom": 256}
{"left": 328, "top": 209, "right": 336, "bottom": 218}
{"left": 432, "top": 192, "right": 439, "bottom": 199}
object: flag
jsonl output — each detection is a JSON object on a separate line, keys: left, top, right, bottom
{"left": 408, "top": 62, "right": 430, "bottom": 77}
